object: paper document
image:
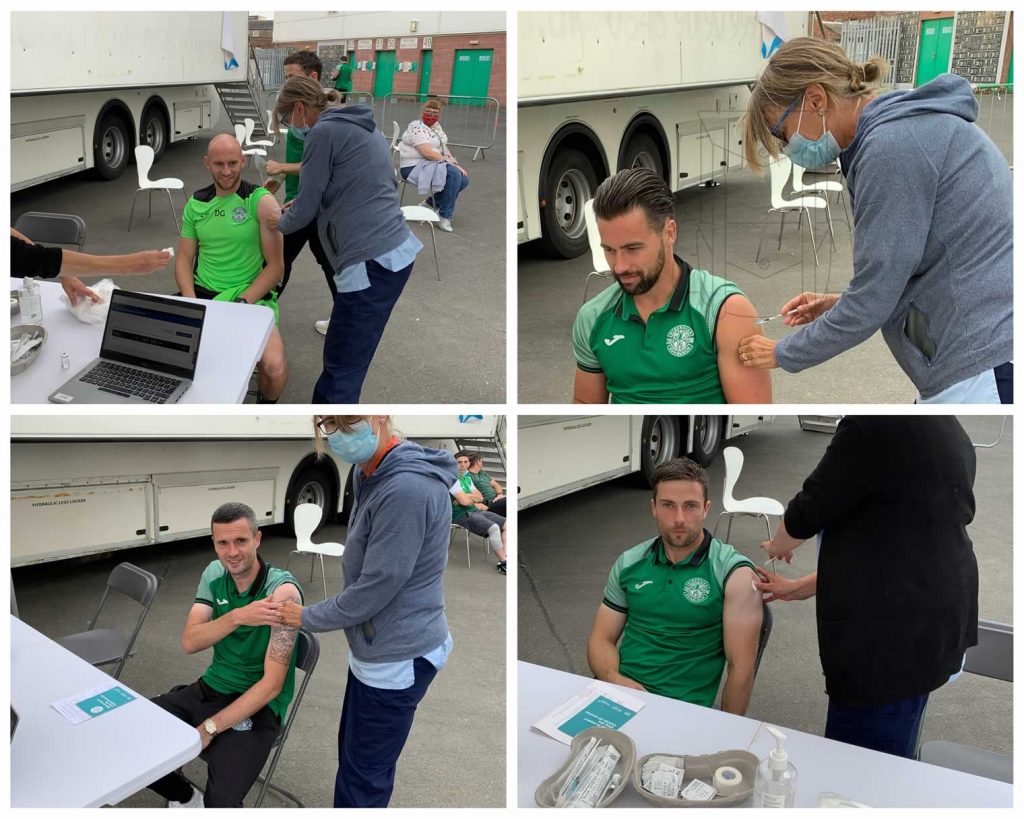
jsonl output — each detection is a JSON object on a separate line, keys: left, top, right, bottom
{"left": 533, "top": 682, "right": 644, "bottom": 745}
{"left": 52, "top": 684, "right": 137, "bottom": 725}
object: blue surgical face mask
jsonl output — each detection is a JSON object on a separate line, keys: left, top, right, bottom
{"left": 327, "top": 420, "right": 379, "bottom": 464}
{"left": 290, "top": 124, "right": 311, "bottom": 139}
{"left": 783, "top": 98, "right": 842, "bottom": 169}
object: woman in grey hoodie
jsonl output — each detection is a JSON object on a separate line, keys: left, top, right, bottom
{"left": 738, "top": 37, "right": 1012, "bottom": 403}
{"left": 276, "top": 415, "right": 456, "bottom": 807}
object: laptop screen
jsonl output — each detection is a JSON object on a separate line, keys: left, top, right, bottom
{"left": 99, "top": 290, "right": 206, "bottom": 379}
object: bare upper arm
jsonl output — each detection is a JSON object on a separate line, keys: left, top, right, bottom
{"left": 265, "top": 583, "right": 302, "bottom": 671}
{"left": 185, "top": 601, "right": 214, "bottom": 625}
{"left": 176, "top": 236, "right": 197, "bottom": 264}
{"left": 589, "top": 603, "right": 628, "bottom": 646}
{"left": 574, "top": 369, "right": 610, "bottom": 404}
{"left": 716, "top": 294, "right": 772, "bottom": 403}
{"left": 258, "top": 195, "right": 284, "bottom": 262}
{"left": 722, "top": 566, "right": 763, "bottom": 666}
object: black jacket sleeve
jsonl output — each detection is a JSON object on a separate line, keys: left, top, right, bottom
{"left": 12, "top": 236, "right": 64, "bottom": 278}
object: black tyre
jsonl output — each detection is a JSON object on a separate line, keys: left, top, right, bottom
{"left": 686, "top": 416, "right": 724, "bottom": 466}
{"left": 640, "top": 415, "right": 682, "bottom": 486}
{"left": 92, "top": 111, "right": 130, "bottom": 180}
{"left": 622, "top": 132, "right": 665, "bottom": 181}
{"left": 140, "top": 107, "right": 168, "bottom": 162}
{"left": 539, "top": 148, "right": 599, "bottom": 259}
{"left": 285, "top": 462, "right": 336, "bottom": 536}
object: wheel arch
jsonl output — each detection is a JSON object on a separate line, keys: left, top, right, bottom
{"left": 538, "top": 121, "right": 610, "bottom": 208}
{"left": 93, "top": 98, "right": 137, "bottom": 153}
{"left": 140, "top": 97, "right": 171, "bottom": 138}
{"left": 283, "top": 452, "right": 341, "bottom": 529}
{"left": 617, "top": 113, "right": 671, "bottom": 183}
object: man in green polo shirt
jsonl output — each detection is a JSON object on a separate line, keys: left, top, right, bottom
{"left": 450, "top": 452, "right": 508, "bottom": 574}
{"left": 332, "top": 55, "right": 353, "bottom": 98}
{"left": 586, "top": 458, "right": 763, "bottom": 714}
{"left": 145, "top": 502, "right": 303, "bottom": 807}
{"left": 572, "top": 168, "right": 772, "bottom": 404}
{"left": 466, "top": 451, "right": 506, "bottom": 516}
{"left": 265, "top": 50, "right": 337, "bottom": 334}
{"left": 175, "top": 133, "right": 288, "bottom": 403}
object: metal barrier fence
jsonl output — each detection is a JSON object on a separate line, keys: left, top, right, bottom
{"left": 254, "top": 47, "right": 292, "bottom": 91}
{"left": 381, "top": 94, "right": 499, "bottom": 161}
{"left": 973, "top": 83, "right": 1013, "bottom": 166}
{"left": 840, "top": 17, "right": 902, "bottom": 85}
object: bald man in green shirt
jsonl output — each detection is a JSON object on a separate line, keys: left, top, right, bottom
{"left": 587, "top": 458, "right": 763, "bottom": 714}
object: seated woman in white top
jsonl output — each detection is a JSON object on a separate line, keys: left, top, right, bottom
{"left": 398, "top": 100, "right": 470, "bottom": 233}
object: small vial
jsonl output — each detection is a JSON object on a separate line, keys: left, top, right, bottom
{"left": 60, "top": 352, "right": 71, "bottom": 370}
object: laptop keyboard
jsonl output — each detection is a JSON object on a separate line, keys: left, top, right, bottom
{"left": 80, "top": 361, "right": 181, "bottom": 403}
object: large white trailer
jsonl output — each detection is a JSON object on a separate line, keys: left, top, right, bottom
{"left": 10, "top": 415, "right": 504, "bottom": 566}
{"left": 11, "top": 11, "right": 248, "bottom": 190}
{"left": 517, "top": 11, "right": 807, "bottom": 257}
{"left": 518, "top": 414, "right": 771, "bottom": 509}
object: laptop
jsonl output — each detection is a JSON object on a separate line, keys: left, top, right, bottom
{"left": 48, "top": 290, "right": 206, "bottom": 404}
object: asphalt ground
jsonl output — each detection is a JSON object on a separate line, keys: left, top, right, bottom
{"left": 13, "top": 520, "right": 506, "bottom": 808}
{"left": 517, "top": 105, "right": 1013, "bottom": 404}
{"left": 11, "top": 111, "right": 506, "bottom": 404}
{"left": 517, "top": 415, "right": 1013, "bottom": 758}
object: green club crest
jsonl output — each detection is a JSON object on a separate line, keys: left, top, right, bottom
{"left": 683, "top": 576, "right": 711, "bottom": 604}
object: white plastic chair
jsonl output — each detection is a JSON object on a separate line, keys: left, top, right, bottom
{"left": 401, "top": 205, "right": 441, "bottom": 281}
{"left": 127, "top": 145, "right": 183, "bottom": 233}
{"left": 391, "top": 120, "right": 412, "bottom": 205}
{"left": 791, "top": 163, "right": 848, "bottom": 238}
{"left": 712, "top": 447, "right": 785, "bottom": 542}
{"left": 288, "top": 503, "right": 344, "bottom": 600}
{"left": 581, "top": 198, "right": 612, "bottom": 303}
{"left": 235, "top": 123, "right": 267, "bottom": 181}
{"left": 244, "top": 117, "right": 275, "bottom": 149}
{"left": 754, "top": 155, "right": 828, "bottom": 267}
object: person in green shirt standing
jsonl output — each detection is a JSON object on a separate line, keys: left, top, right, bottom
{"left": 144, "top": 502, "right": 303, "bottom": 807}
{"left": 586, "top": 458, "right": 763, "bottom": 714}
{"left": 332, "top": 55, "right": 353, "bottom": 99}
{"left": 264, "top": 50, "right": 338, "bottom": 334}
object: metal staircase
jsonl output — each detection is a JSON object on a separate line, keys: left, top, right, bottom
{"left": 455, "top": 420, "right": 507, "bottom": 487}
{"left": 214, "top": 46, "right": 273, "bottom": 141}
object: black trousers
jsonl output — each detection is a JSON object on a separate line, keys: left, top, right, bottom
{"left": 277, "top": 220, "right": 337, "bottom": 299}
{"left": 488, "top": 497, "right": 507, "bottom": 517}
{"left": 147, "top": 679, "right": 280, "bottom": 808}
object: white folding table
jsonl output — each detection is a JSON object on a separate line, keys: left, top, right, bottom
{"left": 11, "top": 278, "right": 274, "bottom": 404}
{"left": 11, "top": 615, "right": 202, "bottom": 807}
{"left": 518, "top": 661, "right": 1012, "bottom": 808}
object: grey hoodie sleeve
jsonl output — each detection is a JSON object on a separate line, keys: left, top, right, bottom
{"left": 277, "top": 127, "right": 333, "bottom": 235}
{"left": 774, "top": 128, "right": 938, "bottom": 372}
{"left": 300, "top": 476, "right": 424, "bottom": 633}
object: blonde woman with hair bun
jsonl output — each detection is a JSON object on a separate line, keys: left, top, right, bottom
{"left": 738, "top": 37, "right": 1012, "bottom": 404}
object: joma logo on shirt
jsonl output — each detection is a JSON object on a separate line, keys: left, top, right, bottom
{"left": 633, "top": 580, "right": 654, "bottom": 590}
{"left": 604, "top": 335, "right": 626, "bottom": 347}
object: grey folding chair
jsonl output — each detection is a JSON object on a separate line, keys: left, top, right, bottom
{"left": 253, "top": 628, "right": 320, "bottom": 806}
{"left": 450, "top": 523, "right": 471, "bottom": 567}
{"left": 14, "top": 211, "right": 87, "bottom": 250}
{"left": 918, "top": 620, "right": 1012, "bottom": 782}
{"left": 56, "top": 562, "right": 159, "bottom": 679}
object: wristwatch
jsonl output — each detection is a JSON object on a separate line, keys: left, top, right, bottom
{"left": 203, "top": 718, "right": 218, "bottom": 737}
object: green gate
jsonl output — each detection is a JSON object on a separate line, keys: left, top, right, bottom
{"left": 450, "top": 49, "right": 493, "bottom": 105}
{"left": 373, "top": 50, "right": 396, "bottom": 98}
{"left": 418, "top": 50, "right": 433, "bottom": 101}
{"left": 915, "top": 18, "right": 954, "bottom": 86}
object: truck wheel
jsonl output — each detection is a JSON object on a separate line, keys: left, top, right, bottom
{"left": 539, "top": 148, "right": 598, "bottom": 259}
{"left": 285, "top": 463, "right": 336, "bottom": 536}
{"left": 686, "top": 416, "right": 723, "bottom": 466}
{"left": 622, "top": 133, "right": 665, "bottom": 181}
{"left": 141, "top": 108, "right": 168, "bottom": 161}
{"left": 640, "top": 415, "right": 681, "bottom": 486}
{"left": 93, "top": 112, "right": 130, "bottom": 180}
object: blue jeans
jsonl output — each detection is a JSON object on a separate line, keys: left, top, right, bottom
{"left": 401, "top": 163, "right": 470, "bottom": 218}
{"left": 825, "top": 693, "right": 929, "bottom": 758}
{"left": 312, "top": 257, "right": 413, "bottom": 403}
{"left": 334, "top": 657, "right": 439, "bottom": 807}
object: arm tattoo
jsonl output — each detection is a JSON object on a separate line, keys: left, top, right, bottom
{"left": 268, "top": 624, "right": 298, "bottom": 665}
{"left": 267, "top": 587, "right": 301, "bottom": 666}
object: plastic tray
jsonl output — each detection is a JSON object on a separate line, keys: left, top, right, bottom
{"left": 535, "top": 727, "right": 637, "bottom": 808}
{"left": 632, "top": 749, "right": 759, "bottom": 807}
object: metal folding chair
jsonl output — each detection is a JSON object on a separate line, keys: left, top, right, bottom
{"left": 56, "top": 562, "right": 159, "bottom": 679}
{"left": 14, "top": 211, "right": 87, "bottom": 250}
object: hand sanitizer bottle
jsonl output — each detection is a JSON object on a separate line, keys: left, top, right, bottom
{"left": 753, "top": 725, "right": 797, "bottom": 807}
{"left": 20, "top": 277, "right": 43, "bottom": 324}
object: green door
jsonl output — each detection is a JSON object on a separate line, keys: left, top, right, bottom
{"left": 373, "top": 50, "right": 395, "bottom": 98}
{"left": 450, "top": 48, "right": 493, "bottom": 105}
{"left": 915, "top": 18, "right": 954, "bottom": 86}
{"left": 418, "top": 50, "right": 433, "bottom": 101}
